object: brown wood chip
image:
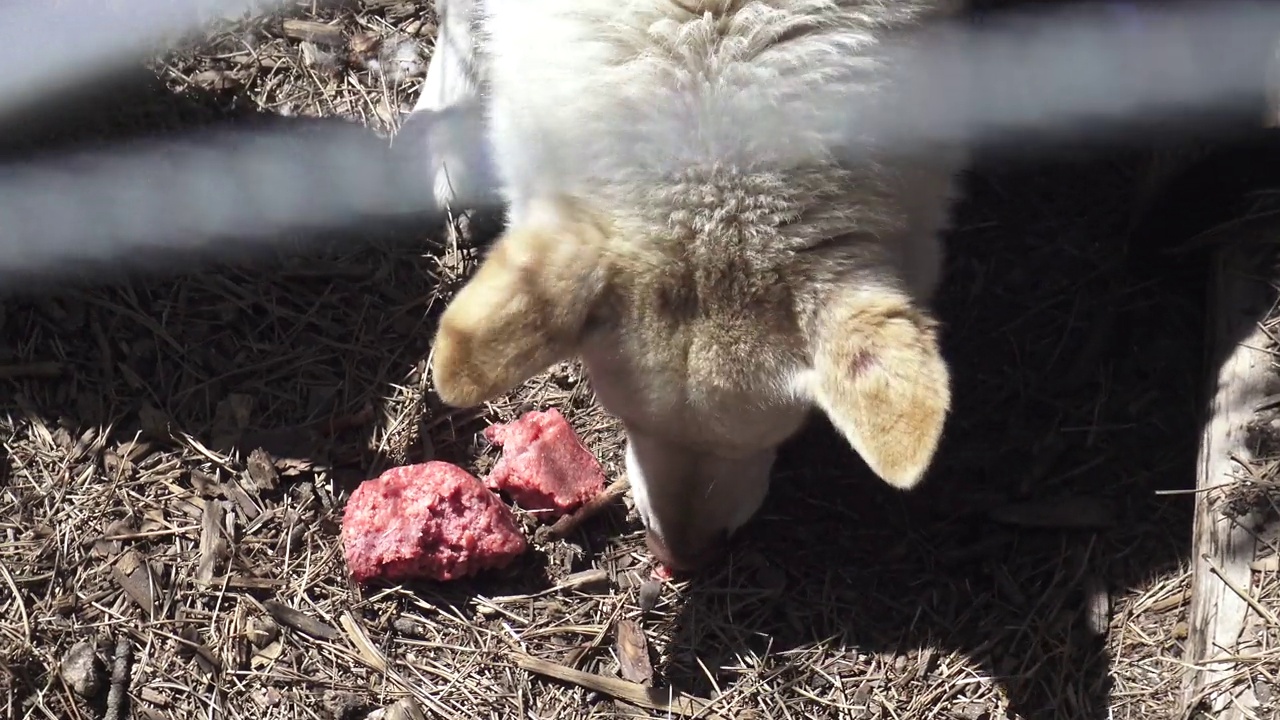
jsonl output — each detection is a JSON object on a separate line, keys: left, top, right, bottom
{"left": 189, "top": 470, "right": 220, "bottom": 497}
{"left": 262, "top": 600, "right": 339, "bottom": 640}
{"left": 281, "top": 19, "right": 346, "bottom": 47}
{"left": 559, "top": 569, "right": 610, "bottom": 593}
{"left": 137, "top": 688, "right": 169, "bottom": 707}
{"left": 111, "top": 550, "right": 157, "bottom": 618}
{"left": 246, "top": 448, "right": 280, "bottom": 493}
{"left": 221, "top": 479, "right": 262, "bottom": 521}
{"left": 196, "top": 499, "right": 223, "bottom": 586}
{"left": 614, "top": 619, "right": 653, "bottom": 685}
{"left": 250, "top": 640, "right": 284, "bottom": 671}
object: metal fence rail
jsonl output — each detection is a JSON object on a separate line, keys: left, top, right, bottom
{"left": 0, "top": 0, "right": 1278, "bottom": 280}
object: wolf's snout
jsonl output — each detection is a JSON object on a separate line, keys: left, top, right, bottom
{"left": 644, "top": 527, "right": 728, "bottom": 575}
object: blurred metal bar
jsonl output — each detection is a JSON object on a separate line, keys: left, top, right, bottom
{"left": 0, "top": 0, "right": 1277, "bottom": 281}
{"left": 0, "top": 0, "right": 289, "bottom": 120}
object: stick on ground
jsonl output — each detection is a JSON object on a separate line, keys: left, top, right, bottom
{"left": 102, "top": 636, "right": 133, "bottom": 720}
{"left": 510, "top": 652, "right": 723, "bottom": 719}
{"left": 537, "top": 477, "right": 631, "bottom": 542}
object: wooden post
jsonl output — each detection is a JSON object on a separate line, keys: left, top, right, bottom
{"left": 1182, "top": 218, "right": 1278, "bottom": 719}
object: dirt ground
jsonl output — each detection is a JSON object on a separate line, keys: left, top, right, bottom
{"left": 1, "top": 2, "right": 1278, "bottom": 720}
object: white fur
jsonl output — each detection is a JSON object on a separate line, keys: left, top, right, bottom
{"left": 480, "top": 0, "right": 963, "bottom": 219}
{"left": 417, "top": 0, "right": 969, "bottom": 570}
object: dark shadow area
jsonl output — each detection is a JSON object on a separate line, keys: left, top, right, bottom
{"left": 652, "top": 125, "right": 1280, "bottom": 718}
{"left": 0, "top": 65, "right": 492, "bottom": 470}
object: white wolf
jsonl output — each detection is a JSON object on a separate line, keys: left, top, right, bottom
{"left": 414, "top": 0, "right": 970, "bottom": 572}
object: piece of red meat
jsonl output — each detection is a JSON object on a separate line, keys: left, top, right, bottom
{"left": 483, "top": 408, "right": 606, "bottom": 521}
{"left": 341, "top": 461, "right": 528, "bottom": 583}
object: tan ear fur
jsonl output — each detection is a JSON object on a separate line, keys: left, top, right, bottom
{"left": 431, "top": 198, "right": 611, "bottom": 407}
{"left": 810, "top": 289, "right": 951, "bottom": 489}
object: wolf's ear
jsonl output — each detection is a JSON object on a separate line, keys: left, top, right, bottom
{"left": 431, "top": 198, "right": 610, "bottom": 407}
{"left": 807, "top": 287, "right": 951, "bottom": 489}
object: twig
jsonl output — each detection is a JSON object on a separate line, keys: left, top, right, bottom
{"left": 262, "top": 599, "right": 340, "bottom": 640}
{"left": 339, "top": 611, "right": 389, "bottom": 673}
{"left": 537, "top": 477, "right": 630, "bottom": 542}
{"left": 1142, "top": 588, "right": 1190, "bottom": 614}
{"left": 0, "top": 361, "right": 64, "bottom": 379}
{"left": 510, "top": 652, "right": 724, "bottom": 719}
{"left": 0, "top": 561, "right": 30, "bottom": 644}
{"left": 102, "top": 636, "right": 133, "bottom": 720}
{"left": 1203, "top": 553, "right": 1280, "bottom": 627}
{"left": 281, "top": 18, "right": 346, "bottom": 47}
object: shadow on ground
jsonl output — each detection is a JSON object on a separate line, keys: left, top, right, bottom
{"left": 0, "top": 66, "right": 495, "bottom": 477}
{"left": 654, "top": 136, "right": 1257, "bottom": 718}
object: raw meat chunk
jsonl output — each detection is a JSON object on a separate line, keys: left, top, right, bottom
{"left": 341, "top": 461, "right": 527, "bottom": 583}
{"left": 483, "top": 408, "right": 606, "bottom": 521}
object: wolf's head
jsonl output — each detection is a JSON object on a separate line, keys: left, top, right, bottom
{"left": 431, "top": 169, "right": 951, "bottom": 573}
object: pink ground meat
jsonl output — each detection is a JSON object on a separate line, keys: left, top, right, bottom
{"left": 341, "top": 462, "right": 528, "bottom": 584}
{"left": 483, "top": 408, "right": 607, "bottom": 521}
